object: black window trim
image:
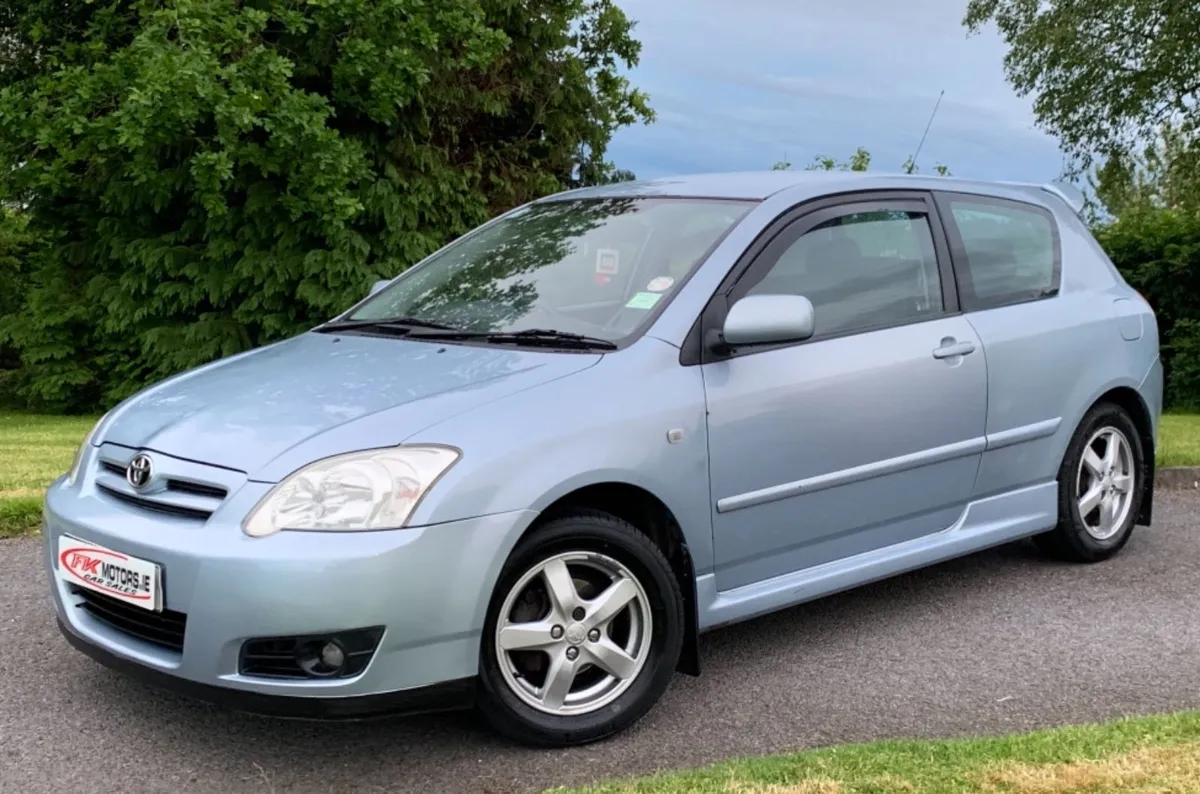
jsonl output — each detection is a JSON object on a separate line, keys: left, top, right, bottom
{"left": 679, "top": 189, "right": 960, "bottom": 366}
{"left": 931, "top": 189, "right": 1063, "bottom": 314}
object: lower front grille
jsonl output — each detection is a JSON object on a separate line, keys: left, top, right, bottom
{"left": 73, "top": 587, "right": 187, "bottom": 652}
{"left": 240, "top": 628, "right": 384, "bottom": 680}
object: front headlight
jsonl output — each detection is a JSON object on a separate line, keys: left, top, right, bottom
{"left": 242, "top": 445, "right": 461, "bottom": 537}
{"left": 67, "top": 411, "right": 111, "bottom": 487}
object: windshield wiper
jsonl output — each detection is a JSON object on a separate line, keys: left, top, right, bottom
{"left": 407, "top": 327, "right": 618, "bottom": 350}
{"left": 316, "top": 316, "right": 458, "bottom": 334}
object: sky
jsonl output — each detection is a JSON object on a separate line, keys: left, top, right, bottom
{"left": 606, "top": 0, "right": 1066, "bottom": 184}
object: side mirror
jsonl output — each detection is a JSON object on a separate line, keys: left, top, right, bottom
{"left": 368, "top": 279, "right": 390, "bottom": 297}
{"left": 718, "top": 294, "right": 815, "bottom": 348}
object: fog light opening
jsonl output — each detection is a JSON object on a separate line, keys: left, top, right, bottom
{"left": 240, "top": 626, "right": 383, "bottom": 680}
{"left": 296, "top": 639, "right": 347, "bottom": 677}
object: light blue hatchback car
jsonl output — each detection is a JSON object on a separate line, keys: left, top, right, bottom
{"left": 45, "top": 171, "right": 1161, "bottom": 747}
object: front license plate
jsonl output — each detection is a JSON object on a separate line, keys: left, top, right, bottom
{"left": 56, "top": 535, "right": 163, "bottom": 612}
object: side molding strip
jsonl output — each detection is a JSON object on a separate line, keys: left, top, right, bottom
{"left": 715, "top": 418, "right": 1063, "bottom": 514}
{"left": 716, "top": 436, "right": 987, "bottom": 514}
{"left": 984, "top": 417, "right": 1062, "bottom": 451}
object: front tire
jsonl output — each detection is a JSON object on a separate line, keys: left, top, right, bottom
{"left": 1035, "top": 401, "right": 1146, "bottom": 563}
{"left": 477, "top": 510, "right": 684, "bottom": 747}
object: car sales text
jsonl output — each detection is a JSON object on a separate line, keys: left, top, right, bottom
{"left": 64, "top": 551, "right": 151, "bottom": 596}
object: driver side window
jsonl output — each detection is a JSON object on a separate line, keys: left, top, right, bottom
{"left": 746, "top": 209, "right": 944, "bottom": 338}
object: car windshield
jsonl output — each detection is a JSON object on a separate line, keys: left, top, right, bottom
{"left": 343, "top": 197, "right": 756, "bottom": 344}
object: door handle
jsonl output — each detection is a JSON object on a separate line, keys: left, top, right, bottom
{"left": 932, "top": 340, "right": 976, "bottom": 359}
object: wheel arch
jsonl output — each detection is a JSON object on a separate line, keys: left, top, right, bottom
{"left": 1065, "top": 383, "right": 1156, "bottom": 527}
{"left": 1074, "top": 385, "right": 1156, "bottom": 526}
{"left": 527, "top": 481, "right": 702, "bottom": 677}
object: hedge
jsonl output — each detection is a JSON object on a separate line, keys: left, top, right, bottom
{"left": 1096, "top": 208, "right": 1200, "bottom": 410}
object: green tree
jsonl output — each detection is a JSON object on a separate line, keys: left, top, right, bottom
{"left": 1095, "top": 209, "right": 1200, "bottom": 408}
{"left": 0, "top": 0, "right": 652, "bottom": 411}
{"left": 772, "top": 147, "right": 950, "bottom": 176}
{"left": 964, "top": 0, "right": 1200, "bottom": 172}
{"left": 805, "top": 147, "right": 871, "bottom": 172}
{"left": 1086, "top": 123, "right": 1200, "bottom": 406}
{"left": 0, "top": 205, "right": 34, "bottom": 398}
{"left": 1088, "top": 125, "right": 1200, "bottom": 219}
{"left": 902, "top": 156, "right": 952, "bottom": 177}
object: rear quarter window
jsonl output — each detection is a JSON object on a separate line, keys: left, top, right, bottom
{"left": 941, "top": 194, "right": 1061, "bottom": 312}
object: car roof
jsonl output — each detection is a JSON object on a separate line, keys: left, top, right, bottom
{"left": 536, "top": 170, "right": 1086, "bottom": 216}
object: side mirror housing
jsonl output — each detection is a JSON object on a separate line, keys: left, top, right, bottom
{"left": 717, "top": 294, "right": 816, "bottom": 349}
{"left": 368, "top": 279, "right": 390, "bottom": 297}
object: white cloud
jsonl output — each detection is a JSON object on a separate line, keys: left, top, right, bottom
{"left": 609, "top": 0, "right": 1064, "bottom": 182}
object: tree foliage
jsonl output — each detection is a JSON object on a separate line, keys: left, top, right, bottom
{"left": 1086, "top": 125, "right": 1200, "bottom": 407}
{"left": 1088, "top": 125, "right": 1200, "bottom": 219}
{"left": 1096, "top": 210, "right": 1200, "bottom": 408}
{"left": 0, "top": 206, "right": 35, "bottom": 398}
{"left": 771, "top": 147, "right": 950, "bottom": 175}
{"left": 0, "top": 0, "right": 652, "bottom": 411}
{"left": 902, "top": 156, "right": 951, "bottom": 177}
{"left": 964, "top": 0, "right": 1200, "bottom": 171}
{"left": 805, "top": 146, "right": 872, "bottom": 173}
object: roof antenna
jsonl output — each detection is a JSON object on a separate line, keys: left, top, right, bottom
{"left": 906, "top": 89, "right": 944, "bottom": 174}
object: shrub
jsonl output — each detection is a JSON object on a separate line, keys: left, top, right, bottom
{"left": 1095, "top": 208, "right": 1200, "bottom": 409}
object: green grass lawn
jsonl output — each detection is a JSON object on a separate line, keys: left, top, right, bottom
{"left": 3, "top": 411, "right": 1200, "bottom": 539}
{"left": 1157, "top": 414, "right": 1200, "bottom": 467}
{"left": 0, "top": 412, "right": 96, "bottom": 537}
{"left": 555, "top": 711, "right": 1200, "bottom": 793}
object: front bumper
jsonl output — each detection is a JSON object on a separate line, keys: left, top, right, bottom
{"left": 44, "top": 458, "right": 534, "bottom": 713}
{"left": 57, "top": 617, "right": 476, "bottom": 719}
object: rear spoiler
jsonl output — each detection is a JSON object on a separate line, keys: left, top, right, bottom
{"left": 997, "top": 179, "right": 1087, "bottom": 218}
{"left": 1040, "top": 181, "right": 1087, "bottom": 218}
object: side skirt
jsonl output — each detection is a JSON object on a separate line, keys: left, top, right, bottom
{"left": 695, "top": 480, "right": 1058, "bottom": 632}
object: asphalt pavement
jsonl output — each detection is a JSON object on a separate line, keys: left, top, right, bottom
{"left": 3, "top": 491, "right": 1200, "bottom": 793}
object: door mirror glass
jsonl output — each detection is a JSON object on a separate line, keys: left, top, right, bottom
{"left": 368, "top": 279, "right": 390, "bottom": 297}
{"left": 721, "top": 294, "right": 816, "bottom": 347}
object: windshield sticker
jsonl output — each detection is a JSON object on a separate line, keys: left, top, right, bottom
{"left": 625, "top": 291, "right": 662, "bottom": 310}
{"left": 595, "top": 248, "right": 620, "bottom": 275}
{"left": 646, "top": 276, "right": 674, "bottom": 293}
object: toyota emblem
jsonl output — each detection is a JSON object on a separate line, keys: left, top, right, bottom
{"left": 126, "top": 454, "right": 153, "bottom": 489}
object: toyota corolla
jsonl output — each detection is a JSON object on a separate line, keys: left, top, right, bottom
{"left": 45, "top": 170, "right": 1161, "bottom": 747}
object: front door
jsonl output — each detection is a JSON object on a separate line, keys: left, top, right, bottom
{"left": 700, "top": 194, "right": 990, "bottom": 591}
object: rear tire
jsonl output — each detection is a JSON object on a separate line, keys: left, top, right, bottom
{"left": 1035, "top": 401, "right": 1145, "bottom": 563}
{"left": 476, "top": 510, "right": 684, "bottom": 747}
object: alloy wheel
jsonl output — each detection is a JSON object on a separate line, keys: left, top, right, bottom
{"left": 1075, "top": 425, "right": 1135, "bottom": 541}
{"left": 493, "top": 551, "right": 653, "bottom": 716}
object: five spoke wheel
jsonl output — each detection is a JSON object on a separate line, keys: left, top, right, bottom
{"left": 1038, "top": 401, "right": 1144, "bottom": 563}
{"left": 494, "top": 552, "right": 652, "bottom": 715}
{"left": 1075, "top": 426, "right": 1135, "bottom": 541}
